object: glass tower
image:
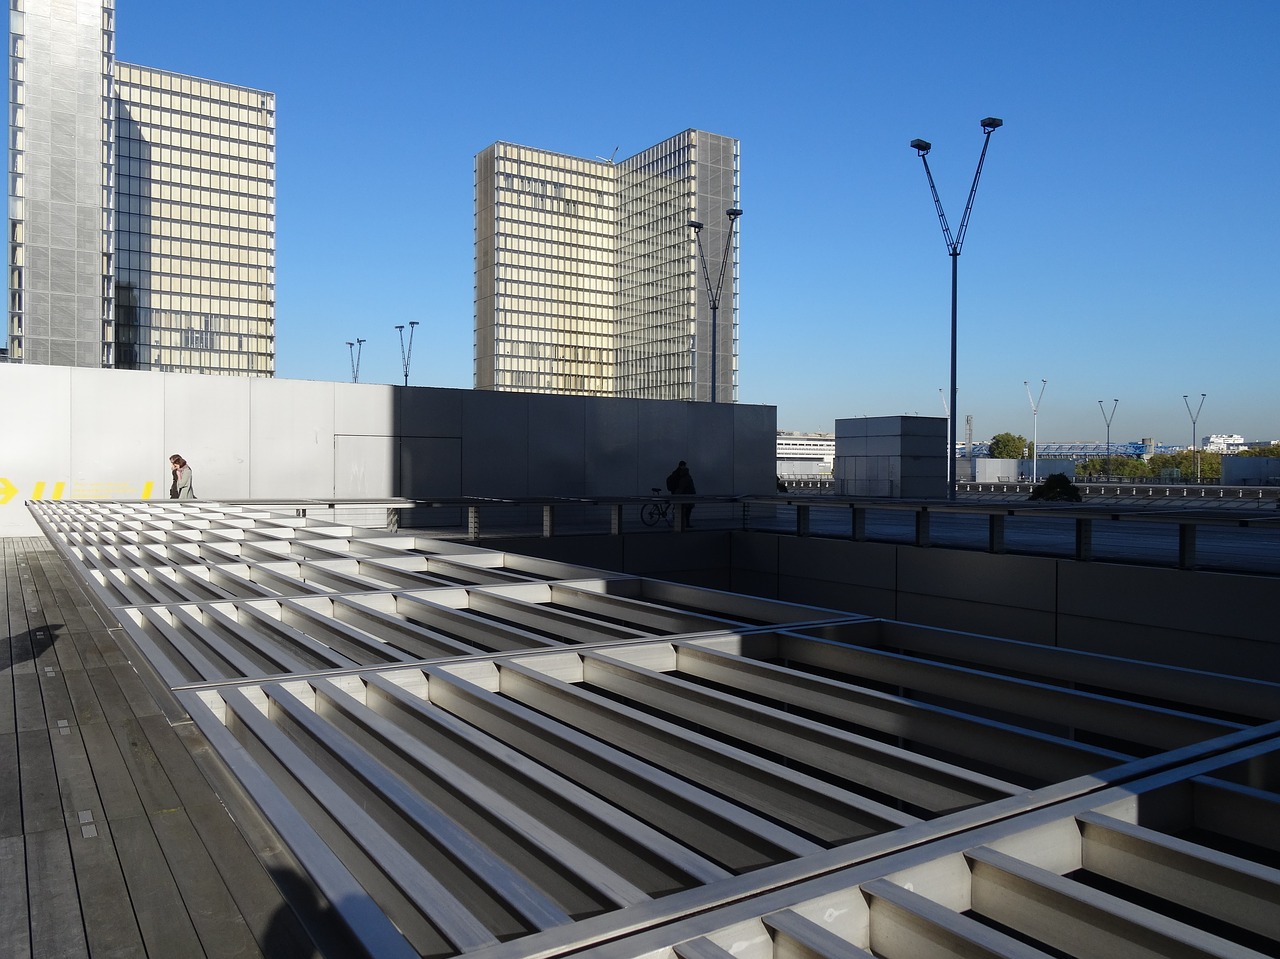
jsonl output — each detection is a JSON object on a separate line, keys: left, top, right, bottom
{"left": 113, "top": 64, "right": 275, "bottom": 374}
{"left": 7, "top": 0, "right": 115, "bottom": 367}
{"left": 7, "top": 0, "right": 275, "bottom": 375}
{"left": 475, "top": 130, "right": 739, "bottom": 402}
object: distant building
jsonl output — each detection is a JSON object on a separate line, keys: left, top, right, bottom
{"left": 1203, "top": 434, "right": 1247, "bottom": 454}
{"left": 8, "top": 0, "right": 276, "bottom": 374}
{"left": 776, "top": 430, "right": 834, "bottom": 478}
{"left": 474, "top": 130, "right": 740, "bottom": 402}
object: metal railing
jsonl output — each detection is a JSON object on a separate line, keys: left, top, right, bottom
{"left": 372, "top": 492, "right": 1280, "bottom": 576}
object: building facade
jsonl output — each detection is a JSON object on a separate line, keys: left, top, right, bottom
{"left": 475, "top": 130, "right": 739, "bottom": 403}
{"left": 7, "top": 0, "right": 275, "bottom": 374}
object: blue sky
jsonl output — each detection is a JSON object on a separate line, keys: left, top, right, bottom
{"left": 105, "top": 0, "right": 1278, "bottom": 445}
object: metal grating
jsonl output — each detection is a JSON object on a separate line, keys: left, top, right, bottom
{"left": 28, "top": 500, "right": 1280, "bottom": 959}
{"left": 582, "top": 735, "right": 1280, "bottom": 959}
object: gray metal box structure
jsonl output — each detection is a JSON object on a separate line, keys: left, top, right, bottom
{"left": 834, "top": 415, "right": 946, "bottom": 498}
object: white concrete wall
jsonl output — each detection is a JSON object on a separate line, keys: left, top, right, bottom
{"left": 972, "top": 458, "right": 1077, "bottom": 482}
{"left": 0, "top": 365, "right": 777, "bottom": 536}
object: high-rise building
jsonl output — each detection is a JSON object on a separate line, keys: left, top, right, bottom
{"left": 474, "top": 130, "right": 739, "bottom": 403}
{"left": 7, "top": 0, "right": 276, "bottom": 374}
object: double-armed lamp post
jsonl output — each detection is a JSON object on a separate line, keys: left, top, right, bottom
{"left": 1098, "top": 399, "right": 1118, "bottom": 476}
{"left": 688, "top": 208, "right": 742, "bottom": 403}
{"left": 346, "top": 338, "right": 365, "bottom": 383}
{"left": 395, "top": 321, "right": 419, "bottom": 387}
{"left": 1184, "top": 392, "right": 1206, "bottom": 483}
{"left": 910, "top": 117, "right": 1002, "bottom": 500}
{"left": 1025, "top": 378, "right": 1047, "bottom": 483}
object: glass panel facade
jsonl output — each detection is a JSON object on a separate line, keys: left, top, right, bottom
{"left": 474, "top": 130, "right": 739, "bottom": 402}
{"left": 112, "top": 63, "right": 275, "bottom": 375}
{"left": 6, "top": 0, "right": 115, "bottom": 367}
{"left": 7, "top": 2, "right": 275, "bottom": 375}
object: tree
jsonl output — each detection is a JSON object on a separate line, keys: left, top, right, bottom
{"left": 1148, "top": 450, "right": 1222, "bottom": 482}
{"left": 1236, "top": 445, "right": 1280, "bottom": 458}
{"left": 988, "top": 432, "right": 1027, "bottom": 459}
{"left": 1075, "top": 456, "right": 1152, "bottom": 479}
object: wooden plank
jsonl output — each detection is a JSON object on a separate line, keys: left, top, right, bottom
{"left": 0, "top": 650, "right": 14, "bottom": 735}
{"left": 67, "top": 811, "right": 148, "bottom": 958}
{"left": 17, "top": 729, "right": 65, "bottom": 835}
{"left": 79, "top": 721, "right": 145, "bottom": 821}
{"left": 69, "top": 630, "right": 108, "bottom": 671}
{"left": 12, "top": 672, "right": 46, "bottom": 735}
{"left": 0, "top": 733, "right": 19, "bottom": 839}
{"left": 33, "top": 551, "right": 101, "bottom": 635}
{"left": 48, "top": 723, "right": 107, "bottom": 833}
{"left": 167, "top": 720, "right": 323, "bottom": 957}
{"left": 87, "top": 628, "right": 131, "bottom": 669}
{"left": 105, "top": 650, "right": 165, "bottom": 720}
{"left": 25, "top": 827, "right": 90, "bottom": 959}
{"left": 0, "top": 835, "right": 30, "bottom": 959}
{"left": 151, "top": 807, "right": 266, "bottom": 959}
{"left": 109, "top": 812, "right": 205, "bottom": 957}
{"left": 109, "top": 714, "right": 181, "bottom": 815}
{"left": 35, "top": 655, "right": 77, "bottom": 734}
{"left": 60, "top": 667, "right": 108, "bottom": 727}
{"left": 77, "top": 655, "right": 139, "bottom": 726}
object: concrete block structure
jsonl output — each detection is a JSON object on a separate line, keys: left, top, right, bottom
{"left": 833, "top": 415, "right": 946, "bottom": 498}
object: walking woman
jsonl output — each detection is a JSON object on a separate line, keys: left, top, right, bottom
{"left": 169, "top": 454, "right": 196, "bottom": 500}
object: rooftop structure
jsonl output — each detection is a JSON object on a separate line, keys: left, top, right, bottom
{"left": 8, "top": 498, "right": 1280, "bottom": 957}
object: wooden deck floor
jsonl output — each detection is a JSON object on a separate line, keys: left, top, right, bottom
{"left": 0, "top": 536, "right": 339, "bottom": 958}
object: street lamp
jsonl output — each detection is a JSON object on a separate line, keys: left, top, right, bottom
{"left": 1025, "top": 378, "right": 1046, "bottom": 483}
{"left": 1183, "top": 393, "right": 1206, "bottom": 483}
{"left": 689, "top": 208, "right": 742, "bottom": 403}
{"left": 395, "top": 321, "right": 419, "bottom": 387}
{"left": 346, "top": 338, "right": 365, "bottom": 383}
{"left": 910, "top": 117, "right": 1003, "bottom": 500}
{"left": 1098, "top": 399, "right": 1118, "bottom": 477}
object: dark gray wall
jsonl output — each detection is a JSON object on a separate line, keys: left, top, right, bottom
{"left": 489, "top": 530, "right": 1280, "bottom": 682}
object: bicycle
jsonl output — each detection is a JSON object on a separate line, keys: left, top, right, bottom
{"left": 640, "top": 488, "right": 673, "bottom": 527}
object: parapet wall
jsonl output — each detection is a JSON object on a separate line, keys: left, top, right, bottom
{"left": 488, "top": 529, "right": 1280, "bottom": 682}
{"left": 0, "top": 365, "right": 776, "bottom": 536}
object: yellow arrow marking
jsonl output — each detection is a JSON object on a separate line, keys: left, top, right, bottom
{"left": 52, "top": 482, "right": 66, "bottom": 500}
{"left": 0, "top": 477, "right": 16, "bottom": 505}
{"left": 32, "top": 481, "right": 45, "bottom": 500}
{"left": 142, "top": 481, "right": 154, "bottom": 500}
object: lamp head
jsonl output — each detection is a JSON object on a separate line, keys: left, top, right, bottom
{"left": 910, "top": 138, "right": 931, "bottom": 155}
{"left": 981, "top": 117, "right": 1003, "bottom": 132}
{"left": 395, "top": 325, "right": 404, "bottom": 332}
{"left": 726, "top": 208, "right": 743, "bottom": 219}
{"left": 409, "top": 320, "right": 419, "bottom": 328}
{"left": 688, "top": 220, "right": 704, "bottom": 231}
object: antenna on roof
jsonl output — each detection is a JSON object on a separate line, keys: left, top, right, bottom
{"left": 594, "top": 145, "right": 619, "bottom": 164}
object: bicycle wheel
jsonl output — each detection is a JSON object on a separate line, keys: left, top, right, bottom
{"left": 640, "top": 503, "right": 664, "bottom": 526}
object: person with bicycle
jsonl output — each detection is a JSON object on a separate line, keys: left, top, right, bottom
{"left": 666, "top": 460, "right": 696, "bottom": 527}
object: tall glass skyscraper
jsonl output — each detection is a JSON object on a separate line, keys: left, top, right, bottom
{"left": 7, "top": 0, "right": 275, "bottom": 374}
{"left": 475, "top": 130, "right": 740, "bottom": 403}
